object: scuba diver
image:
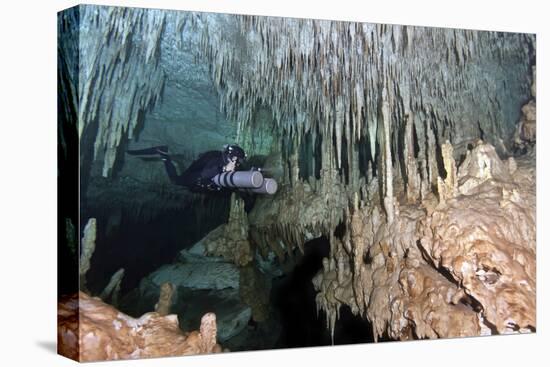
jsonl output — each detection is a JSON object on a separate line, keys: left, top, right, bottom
{"left": 127, "top": 144, "right": 248, "bottom": 193}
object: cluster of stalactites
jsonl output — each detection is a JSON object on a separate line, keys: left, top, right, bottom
{"left": 63, "top": 6, "right": 533, "bottom": 184}
{"left": 62, "top": 6, "right": 222, "bottom": 178}
{"left": 199, "top": 14, "right": 533, "bottom": 200}
{"left": 60, "top": 5, "right": 173, "bottom": 177}
{"left": 85, "top": 6, "right": 169, "bottom": 177}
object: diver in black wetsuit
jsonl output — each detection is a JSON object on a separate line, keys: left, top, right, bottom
{"left": 127, "top": 144, "right": 247, "bottom": 193}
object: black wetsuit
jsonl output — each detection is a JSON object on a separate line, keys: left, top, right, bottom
{"left": 163, "top": 150, "right": 226, "bottom": 193}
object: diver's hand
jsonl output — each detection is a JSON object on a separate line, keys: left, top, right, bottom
{"left": 224, "top": 160, "right": 236, "bottom": 172}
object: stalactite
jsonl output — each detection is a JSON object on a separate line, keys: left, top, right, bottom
{"left": 404, "top": 113, "right": 420, "bottom": 203}
{"left": 425, "top": 119, "right": 439, "bottom": 191}
{"left": 335, "top": 97, "right": 344, "bottom": 169}
{"left": 381, "top": 84, "right": 395, "bottom": 224}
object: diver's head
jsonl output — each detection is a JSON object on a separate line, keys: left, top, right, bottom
{"left": 223, "top": 144, "right": 247, "bottom": 167}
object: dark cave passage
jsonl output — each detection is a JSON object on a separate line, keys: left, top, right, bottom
{"left": 270, "top": 236, "right": 375, "bottom": 348}
{"left": 84, "top": 198, "right": 230, "bottom": 295}
{"left": 271, "top": 236, "right": 331, "bottom": 347}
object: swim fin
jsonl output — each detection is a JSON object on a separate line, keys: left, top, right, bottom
{"left": 127, "top": 145, "right": 169, "bottom": 156}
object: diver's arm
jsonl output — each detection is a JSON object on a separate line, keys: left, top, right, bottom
{"left": 200, "top": 163, "right": 223, "bottom": 181}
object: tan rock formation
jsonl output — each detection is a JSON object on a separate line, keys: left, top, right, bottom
{"left": 203, "top": 194, "right": 253, "bottom": 267}
{"left": 249, "top": 168, "right": 351, "bottom": 264}
{"left": 155, "top": 282, "right": 176, "bottom": 316}
{"left": 58, "top": 292, "right": 223, "bottom": 362}
{"left": 514, "top": 65, "right": 536, "bottom": 146}
{"left": 420, "top": 142, "right": 536, "bottom": 334}
{"left": 398, "top": 254, "right": 480, "bottom": 339}
{"left": 311, "top": 140, "right": 535, "bottom": 341}
{"left": 436, "top": 141, "right": 458, "bottom": 203}
{"left": 517, "top": 100, "right": 536, "bottom": 143}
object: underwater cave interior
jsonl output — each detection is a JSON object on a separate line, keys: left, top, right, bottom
{"left": 57, "top": 4, "right": 537, "bottom": 361}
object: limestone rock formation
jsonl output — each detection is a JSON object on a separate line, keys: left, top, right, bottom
{"left": 311, "top": 140, "right": 535, "bottom": 340}
{"left": 514, "top": 65, "right": 536, "bottom": 148}
{"left": 204, "top": 194, "right": 253, "bottom": 266}
{"left": 518, "top": 100, "right": 536, "bottom": 143}
{"left": 61, "top": 6, "right": 533, "bottom": 191}
{"left": 155, "top": 282, "right": 176, "bottom": 316}
{"left": 420, "top": 142, "right": 536, "bottom": 334}
{"left": 436, "top": 141, "right": 458, "bottom": 203}
{"left": 57, "top": 292, "right": 223, "bottom": 362}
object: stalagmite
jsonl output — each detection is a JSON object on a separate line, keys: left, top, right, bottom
{"left": 79, "top": 218, "right": 97, "bottom": 292}
{"left": 99, "top": 268, "right": 125, "bottom": 306}
{"left": 201, "top": 194, "right": 253, "bottom": 267}
{"left": 154, "top": 282, "right": 175, "bottom": 316}
{"left": 350, "top": 197, "right": 367, "bottom": 315}
{"left": 514, "top": 65, "right": 536, "bottom": 149}
{"left": 311, "top": 135, "right": 534, "bottom": 341}
{"left": 436, "top": 141, "right": 458, "bottom": 203}
{"left": 425, "top": 122, "right": 439, "bottom": 190}
{"left": 517, "top": 100, "right": 536, "bottom": 143}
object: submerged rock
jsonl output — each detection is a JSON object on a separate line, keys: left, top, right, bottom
{"left": 145, "top": 261, "right": 239, "bottom": 291}
{"left": 134, "top": 236, "right": 253, "bottom": 343}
